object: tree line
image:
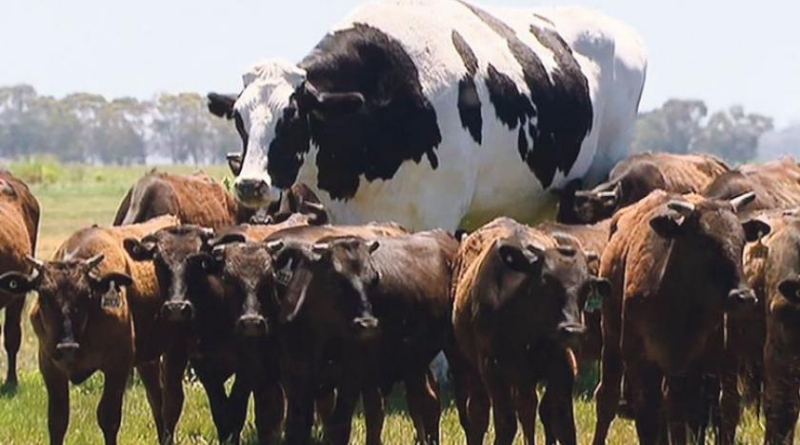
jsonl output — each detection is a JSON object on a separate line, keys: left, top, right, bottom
{"left": 0, "top": 84, "right": 239, "bottom": 165}
{"left": 0, "top": 84, "right": 792, "bottom": 166}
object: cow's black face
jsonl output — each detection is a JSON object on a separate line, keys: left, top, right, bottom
{"left": 267, "top": 98, "right": 311, "bottom": 190}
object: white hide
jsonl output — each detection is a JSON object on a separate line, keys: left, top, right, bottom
{"left": 233, "top": 0, "right": 647, "bottom": 231}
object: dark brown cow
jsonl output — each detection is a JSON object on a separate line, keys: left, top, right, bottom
{"left": 558, "top": 152, "right": 729, "bottom": 224}
{"left": 121, "top": 216, "right": 313, "bottom": 444}
{"left": 452, "top": 217, "right": 610, "bottom": 445}
{"left": 761, "top": 215, "right": 800, "bottom": 444}
{"left": 0, "top": 170, "right": 40, "bottom": 387}
{"left": 0, "top": 215, "right": 177, "bottom": 445}
{"left": 537, "top": 219, "right": 611, "bottom": 368}
{"left": 703, "top": 157, "right": 800, "bottom": 212}
{"left": 716, "top": 209, "right": 798, "bottom": 444}
{"left": 192, "top": 223, "right": 408, "bottom": 445}
{"left": 592, "top": 191, "right": 770, "bottom": 445}
{"left": 113, "top": 170, "right": 327, "bottom": 227}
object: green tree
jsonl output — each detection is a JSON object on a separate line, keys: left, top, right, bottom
{"left": 632, "top": 99, "right": 708, "bottom": 154}
{"left": 691, "top": 106, "right": 773, "bottom": 164}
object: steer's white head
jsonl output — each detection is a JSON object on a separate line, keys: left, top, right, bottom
{"left": 210, "top": 59, "right": 307, "bottom": 208}
{"left": 208, "top": 58, "right": 366, "bottom": 209}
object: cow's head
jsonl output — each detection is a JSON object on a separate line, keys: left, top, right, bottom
{"left": 185, "top": 239, "right": 278, "bottom": 338}
{"left": 124, "top": 225, "right": 214, "bottom": 322}
{"left": 648, "top": 192, "right": 771, "bottom": 312}
{"left": 268, "top": 237, "right": 381, "bottom": 339}
{"left": 479, "top": 233, "right": 610, "bottom": 344}
{"left": 0, "top": 255, "right": 132, "bottom": 364}
{"left": 208, "top": 59, "right": 365, "bottom": 209}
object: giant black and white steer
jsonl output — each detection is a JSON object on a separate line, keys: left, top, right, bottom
{"left": 209, "top": 0, "right": 647, "bottom": 231}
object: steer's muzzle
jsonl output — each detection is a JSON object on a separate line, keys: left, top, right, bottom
{"left": 55, "top": 342, "right": 80, "bottom": 363}
{"left": 236, "top": 315, "right": 269, "bottom": 337}
{"left": 352, "top": 315, "right": 380, "bottom": 340}
{"left": 161, "top": 301, "right": 194, "bottom": 322}
{"left": 234, "top": 177, "right": 277, "bottom": 208}
{"left": 726, "top": 287, "right": 758, "bottom": 312}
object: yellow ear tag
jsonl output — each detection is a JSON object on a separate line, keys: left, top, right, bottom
{"left": 101, "top": 281, "right": 122, "bottom": 309}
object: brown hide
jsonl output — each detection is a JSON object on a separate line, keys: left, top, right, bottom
{"left": 704, "top": 157, "right": 800, "bottom": 212}
{"left": 558, "top": 152, "right": 729, "bottom": 224}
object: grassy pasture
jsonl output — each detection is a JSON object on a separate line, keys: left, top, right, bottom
{"left": 0, "top": 162, "right": 769, "bottom": 443}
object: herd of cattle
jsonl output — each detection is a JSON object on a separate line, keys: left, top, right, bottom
{"left": 2, "top": 152, "right": 800, "bottom": 444}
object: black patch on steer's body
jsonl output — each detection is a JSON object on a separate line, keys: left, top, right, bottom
{"left": 452, "top": 30, "right": 482, "bottom": 144}
{"left": 269, "top": 23, "right": 442, "bottom": 201}
{"left": 459, "top": 1, "right": 593, "bottom": 188}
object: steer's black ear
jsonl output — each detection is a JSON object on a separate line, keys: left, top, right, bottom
{"left": 649, "top": 212, "right": 684, "bottom": 239}
{"left": 742, "top": 219, "right": 771, "bottom": 243}
{"left": 297, "top": 82, "right": 364, "bottom": 118}
{"left": 207, "top": 93, "right": 237, "bottom": 119}
{"left": 124, "top": 237, "right": 157, "bottom": 262}
{"left": 778, "top": 278, "right": 800, "bottom": 303}
{"left": 0, "top": 272, "right": 36, "bottom": 295}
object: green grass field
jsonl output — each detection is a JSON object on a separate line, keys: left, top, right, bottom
{"left": 0, "top": 163, "right": 769, "bottom": 443}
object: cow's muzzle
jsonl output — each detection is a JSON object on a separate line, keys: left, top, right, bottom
{"left": 161, "top": 301, "right": 194, "bottom": 322}
{"left": 234, "top": 178, "right": 277, "bottom": 208}
{"left": 55, "top": 342, "right": 80, "bottom": 362}
{"left": 236, "top": 315, "right": 269, "bottom": 337}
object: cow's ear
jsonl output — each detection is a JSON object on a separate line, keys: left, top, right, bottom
{"left": 207, "top": 93, "right": 237, "bottom": 119}
{"left": 497, "top": 242, "right": 542, "bottom": 273}
{"left": 124, "top": 237, "right": 157, "bottom": 261}
{"left": 778, "top": 278, "right": 800, "bottom": 303}
{"left": 649, "top": 212, "right": 685, "bottom": 239}
{"left": 591, "top": 277, "right": 612, "bottom": 299}
{"left": 0, "top": 272, "right": 36, "bottom": 295}
{"left": 298, "top": 82, "right": 364, "bottom": 118}
{"left": 742, "top": 219, "right": 771, "bottom": 243}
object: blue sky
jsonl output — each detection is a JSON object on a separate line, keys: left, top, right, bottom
{"left": 2, "top": 0, "right": 798, "bottom": 127}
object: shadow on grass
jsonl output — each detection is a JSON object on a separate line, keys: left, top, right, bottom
{"left": 0, "top": 382, "right": 18, "bottom": 398}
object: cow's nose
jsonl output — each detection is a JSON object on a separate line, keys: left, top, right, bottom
{"left": 726, "top": 287, "right": 758, "bottom": 311}
{"left": 236, "top": 315, "right": 268, "bottom": 337}
{"left": 56, "top": 342, "right": 80, "bottom": 362}
{"left": 161, "top": 301, "right": 194, "bottom": 321}
{"left": 235, "top": 178, "right": 270, "bottom": 203}
{"left": 353, "top": 315, "right": 379, "bottom": 331}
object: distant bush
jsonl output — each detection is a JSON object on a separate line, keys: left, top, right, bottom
{"left": 9, "top": 156, "right": 66, "bottom": 185}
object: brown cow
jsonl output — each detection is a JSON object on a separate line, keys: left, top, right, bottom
{"left": 113, "top": 169, "right": 327, "bottom": 227}
{"left": 557, "top": 152, "right": 729, "bottom": 224}
{"left": 190, "top": 223, "right": 408, "bottom": 445}
{"left": 537, "top": 219, "right": 611, "bottom": 370}
{"left": 451, "top": 217, "right": 610, "bottom": 445}
{"left": 592, "top": 190, "right": 770, "bottom": 445}
{"left": 703, "top": 157, "right": 800, "bottom": 212}
{"left": 0, "top": 215, "right": 177, "bottom": 445}
{"left": 0, "top": 170, "right": 40, "bottom": 387}
{"left": 716, "top": 209, "right": 798, "bottom": 444}
{"left": 760, "top": 214, "right": 800, "bottom": 444}
{"left": 120, "top": 215, "right": 313, "bottom": 444}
